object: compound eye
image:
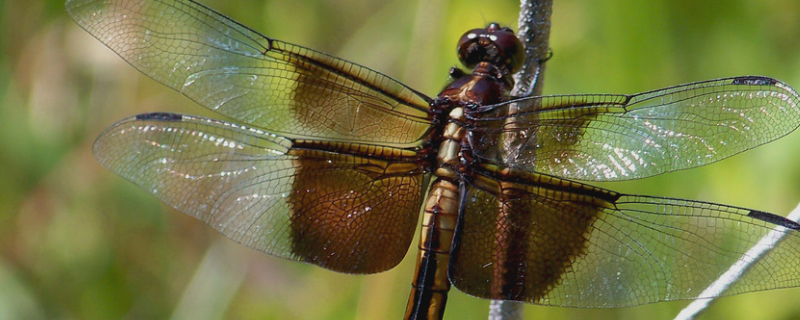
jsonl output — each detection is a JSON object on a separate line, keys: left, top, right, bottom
{"left": 489, "top": 27, "right": 524, "bottom": 74}
{"left": 456, "top": 28, "right": 488, "bottom": 70}
{"left": 456, "top": 23, "right": 524, "bottom": 73}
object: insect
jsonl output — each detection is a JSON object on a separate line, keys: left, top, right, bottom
{"left": 67, "top": 0, "right": 800, "bottom": 319}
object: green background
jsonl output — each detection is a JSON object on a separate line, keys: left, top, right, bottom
{"left": 3, "top": 0, "right": 800, "bottom": 319}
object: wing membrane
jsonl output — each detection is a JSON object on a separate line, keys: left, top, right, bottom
{"left": 93, "top": 113, "right": 425, "bottom": 273}
{"left": 468, "top": 77, "right": 800, "bottom": 181}
{"left": 67, "top": 0, "right": 432, "bottom": 146}
{"left": 449, "top": 169, "right": 800, "bottom": 306}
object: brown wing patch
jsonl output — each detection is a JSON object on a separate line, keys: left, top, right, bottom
{"left": 289, "top": 149, "right": 425, "bottom": 273}
{"left": 450, "top": 170, "right": 617, "bottom": 301}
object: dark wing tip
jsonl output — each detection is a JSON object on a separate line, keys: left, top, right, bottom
{"left": 748, "top": 210, "right": 800, "bottom": 230}
{"left": 135, "top": 112, "right": 184, "bottom": 121}
{"left": 730, "top": 76, "right": 778, "bottom": 86}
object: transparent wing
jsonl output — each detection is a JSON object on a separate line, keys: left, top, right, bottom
{"left": 468, "top": 76, "right": 800, "bottom": 181}
{"left": 450, "top": 169, "right": 800, "bottom": 306}
{"left": 94, "top": 113, "right": 425, "bottom": 273}
{"left": 67, "top": 0, "right": 432, "bottom": 146}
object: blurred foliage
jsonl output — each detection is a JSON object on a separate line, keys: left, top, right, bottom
{"left": 2, "top": 0, "right": 800, "bottom": 319}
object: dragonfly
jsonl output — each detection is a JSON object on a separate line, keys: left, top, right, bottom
{"left": 67, "top": 0, "right": 800, "bottom": 319}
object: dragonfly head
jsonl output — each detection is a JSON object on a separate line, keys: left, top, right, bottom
{"left": 456, "top": 23, "right": 524, "bottom": 75}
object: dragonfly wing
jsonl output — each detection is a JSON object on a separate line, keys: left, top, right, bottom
{"left": 469, "top": 77, "right": 800, "bottom": 181}
{"left": 449, "top": 168, "right": 800, "bottom": 306}
{"left": 94, "top": 113, "right": 426, "bottom": 273}
{"left": 67, "top": 0, "right": 432, "bottom": 146}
